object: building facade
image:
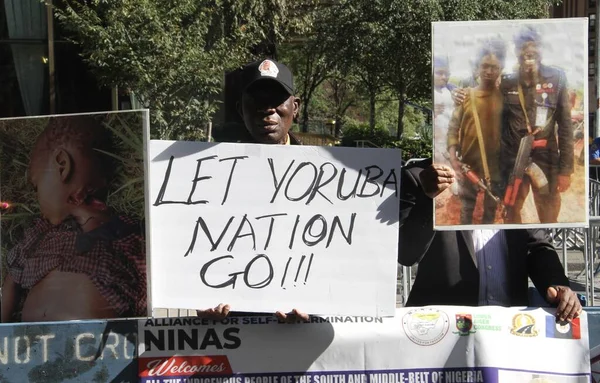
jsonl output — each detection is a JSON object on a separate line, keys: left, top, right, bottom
{"left": 0, "top": 0, "right": 112, "bottom": 119}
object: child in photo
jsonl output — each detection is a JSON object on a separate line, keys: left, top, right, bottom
{"left": 1, "top": 115, "right": 147, "bottom": 322}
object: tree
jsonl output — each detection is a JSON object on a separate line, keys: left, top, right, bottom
{"left": 438, "top": 0, "right": 560, "bottom": 21}
{"left": 324, "top": 0, "right": 392, "bottom": 134}
{"left": 280, "top": 37, "right": 330, "bottom": 133}
{"left": 52, "top": 0, "right": 314, "bottom": 139}
{"left": 279, "top": 2, "right": 348, "bottom": 133}
{"left": 325, "top": 69, "right": 360, "bottom": 137}
{"left": 318, "top": 0, "right": 561, "bottom": 140}
{"left": 382, "top": 0, "right": 440, "bottom": 139}
{"left": 379, "top": 0, "right": 559, "bottom": 140}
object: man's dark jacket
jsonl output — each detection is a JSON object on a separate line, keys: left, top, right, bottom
{"left": 399, "top": 158, "right": 569, "bottom": 307}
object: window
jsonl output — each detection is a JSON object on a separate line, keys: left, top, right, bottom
{"left": 0, "top": 5, "right": 49, "bottom": 117}
{"left": 591, "top": 14, "right": 596, "bottom": 29}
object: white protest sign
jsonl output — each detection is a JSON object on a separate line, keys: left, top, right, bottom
{"left": 147, "top": 141, "right": 401, "bottom": 316}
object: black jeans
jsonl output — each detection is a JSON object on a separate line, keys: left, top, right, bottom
{"left": 459, "top": 179, "right": 502, "bottom": 225}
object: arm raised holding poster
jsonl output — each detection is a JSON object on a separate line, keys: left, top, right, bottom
{"left": 399, "top": 158, "right": 580, "bottom": 321}
{"left": 147, "top": 59, "right": 401, "bottom": 317}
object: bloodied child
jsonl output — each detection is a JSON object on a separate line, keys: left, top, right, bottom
{"left": 1, "top": 116, "right": 147, "bottom": 322}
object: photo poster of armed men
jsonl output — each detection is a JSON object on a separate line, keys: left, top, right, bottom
{"left": 431, "top": 18, "right": 589, "bottom": 230}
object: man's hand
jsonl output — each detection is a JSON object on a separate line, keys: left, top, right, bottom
{"left": 275, "top": 308, "right": 310, "bottom": 323}
{"left": 451, "top": 88, "right": 467, "bottom": 106}
{"left": 557, "top": 175, "right": 571, "bottom": 192}
{"left": 418, "top": 164, "right": 456, "bottom": 199}
{"left": 546, "top": 286, "right": 582, "bottom": 322}
{"left": 434, "top": 104, "right": 444, "bottom": 117}
{"left": 197, "top": 303, "right": 230, "bottom": 320}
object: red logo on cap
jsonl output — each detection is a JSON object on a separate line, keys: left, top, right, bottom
{"left": 258, "top": 60, "right": 279, "bottom": 78}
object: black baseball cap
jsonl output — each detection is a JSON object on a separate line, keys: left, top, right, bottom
{"left": 241, "top": 59, "right": 295, "bottom": 95}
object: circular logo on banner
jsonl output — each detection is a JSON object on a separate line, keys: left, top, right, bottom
{"left": 556, "top": 321, "right": 571, "bottom": 334}
{"left": 402, "top": 308, "right": 450, "bottom": 346}
{"left": 510, "top": 313, "right": 538, "bottom": 337}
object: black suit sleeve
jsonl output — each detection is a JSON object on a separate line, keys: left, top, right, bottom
{"left": 398, "top": 163, "right": 436, "bottom": 266}
{"left": 525, "top": 229, "right": 570, "bottom": 301}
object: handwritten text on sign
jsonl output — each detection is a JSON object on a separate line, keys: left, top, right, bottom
{"left": 147, "top": 141, "right": 401, "bottom": 316}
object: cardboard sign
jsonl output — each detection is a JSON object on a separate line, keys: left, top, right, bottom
{"left": 147, "top": 141, "right": 401, "bottom": 316}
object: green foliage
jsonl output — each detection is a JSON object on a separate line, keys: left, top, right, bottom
{"left": 308, "top": 0, "right": 559, "bottom": 137}
{"left": 53, "top": 0, "right": 315, "bottom": 140}
{"left": 403, "top": 106, "right": 427, "bottom": 138}
{"left": 52, "top": 0, "right": 562, "bottom": 143}
{"left": 373, "top": 98, "right": 399, "bottom": 135}
{"left": 321, "top": 72, "right": 361, "bottom": 136}
{"left": 339, "top": 119, "right": 432, "bottom": 161}
{"left": 340, "top": 121, "right": 393, "bottom": 148}
{"left": 418, "top": 122, "right": 433, "bottom": 143}
{"left": 438, "top": 0, "right": 558, "bottom": 20}
{"left": 279, "top": 6, "right": 334, "bottom": 132}
{"left": 389, "top": 137, "right": 433, "bottom": 161}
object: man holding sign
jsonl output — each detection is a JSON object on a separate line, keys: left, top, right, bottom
{"left": 150, "top": 57, "right": 400, "bottom": 319}
{"left": 197, "top": 58, "right": 307, "bottom": 322}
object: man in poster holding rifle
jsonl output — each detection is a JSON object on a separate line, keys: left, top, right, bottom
{"left": 500, "top": 26, "right": 574, "bottom": 224}
{"left": 447, "top": 37, "right": 506, "bottom": 225}
{"left": 450, "top": 26, "right": 574, "bottom": 224}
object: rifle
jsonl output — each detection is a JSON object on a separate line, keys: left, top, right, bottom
{"left": 443, "top": 152, "right": 502, "bottom": 204}
{"left": 503, "top": 135, "right": 549, "bottom": 213}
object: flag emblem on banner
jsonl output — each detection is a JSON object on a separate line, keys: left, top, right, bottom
{"left": 510, "top": 313, "right": 538, "bottom": 337}
{"left": 453, "top": 313, "right": 475, "bottom": 336}
{"left": 545, "top": 317, "right": 581, "bottom": 339}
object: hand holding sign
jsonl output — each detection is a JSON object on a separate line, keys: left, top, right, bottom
{"left": 196, "top": 303, "right": 309, "bottom": 323}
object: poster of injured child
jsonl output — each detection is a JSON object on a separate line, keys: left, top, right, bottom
{"left": 0, "top": 110, "right": 149, "bottom": 322}
{"left": 432, "top": 18, "right": 589, "bottom": 230}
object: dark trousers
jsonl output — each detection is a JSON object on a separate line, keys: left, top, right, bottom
{"left": 505, "top": 174, "right": 560, "bottom": 223}
{"left": 459, "top": 180, "right": 502, "bottom": 224}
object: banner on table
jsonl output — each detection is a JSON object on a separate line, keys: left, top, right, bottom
{"left": 0, "top": 306, "right": 594, "bottom": 382}
{"left": 138, "top": 306, "right": 591, "bottom": 383}
{"left": 146, "top": 141, "right": 401, "bottom": 317}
